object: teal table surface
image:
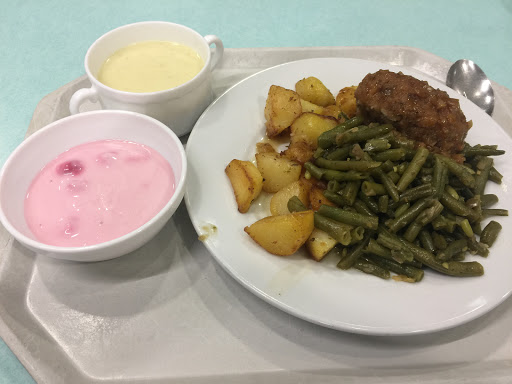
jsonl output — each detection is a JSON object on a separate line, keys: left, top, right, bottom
{"left": 1, "top": 1, "right": 511, "bottom": 382}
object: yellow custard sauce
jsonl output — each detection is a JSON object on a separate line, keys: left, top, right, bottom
{"left": 97, "top": 41, "right": 205, "bottom": 93}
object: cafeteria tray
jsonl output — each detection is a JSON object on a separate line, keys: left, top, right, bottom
{"left": 1, "top": 46, "right": 512, "bottom": 384}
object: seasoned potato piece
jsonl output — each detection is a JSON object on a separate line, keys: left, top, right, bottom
{"left": 320, "top": 104, "right": 342, "bottom": 120}
{"left": 306, "top": 228, "right": 338, "bottom": 261}
{"left": 255, "top": 152, "right": 302, "bottom": 193}
{"left": 270, "top": 179, "right": 311, "bottom": 216}
{"left": 256, "top": 142, "right": 277, "bottom": 154}
{"left": 225, "top": 159, "right": 263, "bottom": 213}
{"left": 336, "top": 86, "right": 357, "bottom": 118}
{"left": 290, "top": 112, "right": 338, "bottom": 149}
{"left": 295, "top": 77, "right": 335, "bottom": 107}
{"left": 309, "top": 185, "right": 336, "bottom": 211}
{"left": 300, "top": 99, "right": 324, "bottom": 114}
{"left": 244, "top": 211, "right": 315, "bottom": 256}
{"left": 283, "top": 140, "right": 314, "bottom": 164}
{"left": 264, "top": 85, "right": 302, "bottom": 138}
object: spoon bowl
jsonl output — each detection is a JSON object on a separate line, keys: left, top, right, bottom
{"left": 446, "top": 59, "right": 495, "bottom": 115}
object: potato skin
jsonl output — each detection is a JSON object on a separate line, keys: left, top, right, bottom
{"left": 264, "top": 85, "right": 302, "bottom": 138}
{"left": 244, "top": 211, "right": 315, "bottom": 256}
{"left": 295, "top": 77, "right": 335, "bottom": 107}
{"left": 225, "top": 159, "right": 263, "bottom": 213}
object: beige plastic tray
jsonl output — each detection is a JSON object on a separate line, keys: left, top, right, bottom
{"left": 2, "top": 46, "right": 512, "bottom": 384}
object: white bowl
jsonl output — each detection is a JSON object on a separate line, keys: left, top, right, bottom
{"left": 0, "top": 110, "right": 187, "bottom": 262}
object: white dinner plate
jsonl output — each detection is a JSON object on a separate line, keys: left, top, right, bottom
{"left": 184, "top": 58, "right": 512, "bottom": 335}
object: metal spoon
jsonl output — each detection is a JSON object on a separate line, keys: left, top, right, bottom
{"left": 446, "top": 59, "right": 495, "bottom": 115}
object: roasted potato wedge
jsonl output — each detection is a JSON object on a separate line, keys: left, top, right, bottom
{"left": 270, "top": 179, "right": 311, "bottom": 216}
{"left": 309, "top": 185, "right": 336, "bottom": 211}
{"left": 300, "top": 99, "right": 324, "bottom": 114}
{"left": 256, "top": 142, "right": 277, "bottom": 154}
{"left": 290, "top": 112, "right": 338, "bottom": 149}
{"left": 255, "top": 152, "right": 302, "bottom": 193}
{"left": 225, "top": 159, "right": 263, "bottom": 213}
{"left": 244, "top": 211, "right": 315, "bottom": 256}
{"left": 306, "top": 228, "right": 338, "bottom": 261}
{"left": 264, "top": 85, "right": 302, "bottom": 138}
{"left": 320, "top": 104, "right": 343, "bottom": 120}
{"left": 295, "top": 77, "right": 335, "bottom": 107}
{"left": 336, "top": 86, "right": 358, "bottom": 118}
{"left": 283, "top": 140, "right": 314, "bottom": 164}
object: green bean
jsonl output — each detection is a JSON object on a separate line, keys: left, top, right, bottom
{"left": 376, "top": 232, "right": 415, "bottom": 262}
{"left": 399, "top": 183, "right": 434, "bottom": 203}
{"left": 437, "top": 154, "right": 476, "bottom": 188}
{"left": 304, "top": 162, "right": 324, "bottom": 180}
{"left": 432, "top": 232, "right": 448, "bottom": 250}
{"left": 318, "top": 205, "right": 379, "bottom": 230}
{"left": 325, "top": 145, "right": 352, "bottom": 160}
{"left": 457, "top": 218, "right": 474, "bottom": 237}
{"left": 358, "top": 191, "right": 379, "bottom": 214}
{"left": 323, "top": 190, "right": 345, "bottom": 206}
{"left": 396, "top": 147, "right": 430, "bottom": 192}
{"left": 480, "top": 220, "right": 502, "bottom": 247}
{"left": 287, "top": 196, "right": 307, "bottom": 212}
{"left": 432, "top": 155, "right": 448, "bottom": 198}
{"left": 353, "top": 199, "right": 377, "bottom": 217}
{"left": 364, "top": 138, "right": 391, "bottom": 153}
{"left": 366, "top": 255, "right": 424, "bottom": 282}
{"left": 314, "top": 214, "right": 353, "bottom": 246}
{"left": 337, "top": 236, "right": 370, "bottom": 270}
{"left": 473, "top": 157, "right": 493, "bottom": 196}
{"left": 431, "top": 214, "right": 457, "bottom": 233}
{"left": 394, "top": 202, "right": 410, "bottom": 218}
{"left": 338, "top": 181, "right": 361, "bottom": 206}
{"left": 318, "top": 116, "right": 364, "bottom": 149}
{"left": 361, "top": 181, "right": 387, "bottom": 196}
{"left": 419, "top": 230, "right": 436, "bottom": 254}
{"left": 336, "top": 124, "right": 393, "bottom": 146}
{"left": 378, "top": 195, "right": 389, "bottom": 213}
{"left": 313, "top": 147, "right": 325, "bottom": 159}
{"left": 315, "top": 158, "right": 381, "bottom": 172}
{"left": 372, "top": 167, "right": 400, "bottom": 202}
{"left": 467, "top": 236, "right": 489, "bottom": 257}
{"left": 463, "top": 145, "right": 505, "bottom": 157}
{"left": 327, "top": 180, "right": 343, "bottom": 193}
{"left": 372, "top": 148, "right": 406, "bottom": 162}
{"left": 403, "top": 200, "right": 444, "bottom": 242}
{"left": 351, "top": 226, "right": 365, "bottom": 243}
{"left": 387, "top": 197, "right": 433, "bottom": 232}
{"left": 489, "top": 167, "right": 503, "bottom": 184}
{"left": 480, "top": 194, "right": 499, "bottom": 208}
{"left": 352, "top": 256, "right": 391, "bottom": 279}
{"left": 380, "top": 132, "right": 416, "bottom": 149}
{"left": 381, "top": 228, "right": 484, "bottom": 277}
{"left": 380, "top": 160, "right": 396, "bottom": 173}
{"left": 440, "top": 191, "right": 480, "bottom": 222}
{"left": 386, "top": 170, "right": 401, "bottom": 184}
{"left": 323, "top": 169, "right": 368, "bottom": 182}
{"left": 395, "top": 162, "right": 409, "bottom": 175}
{"left": 482, "top": 209, "right": 509, "bottom": 217}
{"left": 445, "top": 185, "right": 460, "bottom": 200}
{"left": 437, "top": 239, "right": 468, "bottom": 261}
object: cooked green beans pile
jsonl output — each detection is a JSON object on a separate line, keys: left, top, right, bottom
{"left": 292, "top": 116, "right": 507, "bottom": 282}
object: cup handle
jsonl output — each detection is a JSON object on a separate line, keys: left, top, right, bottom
{"left": 69, "top": 86, "right": 99, "bottom": 115}
{"left": 204, "top": 35, "right": 224, "bottom": 70}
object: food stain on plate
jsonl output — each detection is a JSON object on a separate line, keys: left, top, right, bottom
{"left": 198, "top": 223, "right": 218, "bottom": 242}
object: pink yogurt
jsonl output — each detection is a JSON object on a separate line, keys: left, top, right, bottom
{"left": 24, "top": 139, "right": 175, "bottom": 247}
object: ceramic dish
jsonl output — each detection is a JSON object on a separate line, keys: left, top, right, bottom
{"left": 0, "top": 110, "right": 187, "bottom": 262}
{"left": 185, "top": 58, "right": 512, "bottom": 336}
